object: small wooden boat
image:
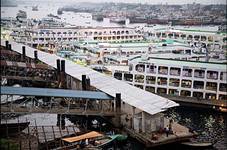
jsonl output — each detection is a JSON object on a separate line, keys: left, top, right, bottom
{"left": 0, "top": 122, "right": 30, "bottom": 137}
{"left": 61, "top": 131, "right": 127, "bottom": 149}
{"left": 97, "top": 134, "right": 128, "bottom": 148}
{"left": 181, "top": 141, "right": 213, "bottom": 148}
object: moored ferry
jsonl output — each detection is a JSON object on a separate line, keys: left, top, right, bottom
{"left": 112, "top": 57, "right": 227, "bottom": 111}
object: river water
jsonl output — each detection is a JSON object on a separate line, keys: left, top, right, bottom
{"left": 1, "top": 106, "right": 226, "bottom": 150}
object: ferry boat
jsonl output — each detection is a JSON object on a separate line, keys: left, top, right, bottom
{"left": 24, "top": 27, "right": 143, "bottom": 48}
{"left": 144, "top": 26, "right": 227, "bottom": 52}
{"left": 32, "top": 5, "right": 38, "bottom": 11}
{"left": 112, "top": 57, "right": 227, "bottom": 107}
{"left": 16, "top": 10, "right": 27, "bottom": 19}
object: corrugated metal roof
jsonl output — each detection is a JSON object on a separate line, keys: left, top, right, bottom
{"left": 1, "top": 86, "right": 112, "bottom": 100}
{"left": 1, "top": 40, "right": 179, "bottom": 115}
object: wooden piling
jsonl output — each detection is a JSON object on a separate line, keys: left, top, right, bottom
{"left": 22, "top": 46, "right": 26, "bottom": 62}
{"left": 5, "top": 41, "right": 9, "bottom": 49}
{"left": 8, "top": 44, "right": 12, "bottom": 50}
{"left": 34, "top": 51, "right": 38, "bottom": 63}
{"left": 82, "top": 75, "right": 86, "bottom": 90}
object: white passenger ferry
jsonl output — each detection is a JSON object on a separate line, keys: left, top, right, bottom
{"left": 113, "top": 57, "right": 227, "bottom": 102}
{"left": 22, "top": 27, "right": 143, "bottom": 48}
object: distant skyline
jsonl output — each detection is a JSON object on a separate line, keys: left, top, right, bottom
{"left": 17, "top": 0, "right": 227, "bottom": 5}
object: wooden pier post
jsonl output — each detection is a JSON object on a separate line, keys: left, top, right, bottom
{"left": 116, "top": 93, "right": 121, "bottom": 114}
{"left": 142, "top": 111, "right": 146, "bottom": 133}
{"left": 34, "top": 51, "right": 38, "bottom": 63}
{"left": 56, "top": 59, "right": 61, "bottom": 86}
{"left": 5, "top": 40, "right": 9, "bottom": 49}
{"left": 8, "top": 44, "right": 12, "bottom": 50}
{"left": 82, "top": 75, "right": 87, "bottom": 90}
{"left": 113, "top": 93, "right": 121, "bottom": 127}
{"left": 132, "top": 106, "right": 135, "bottom": 129}
{"left": 60, "top": 60, "right": 66, "bottom": 89}
{"left": 86, "top": 77, "right": 90, "bottom": 90}
{"left": 22, "top": 46, "right": 26, "bottom": 62}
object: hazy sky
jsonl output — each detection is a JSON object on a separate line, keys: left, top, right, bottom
{"left": 23, "top": 0, "right": 226, "bottom": 5}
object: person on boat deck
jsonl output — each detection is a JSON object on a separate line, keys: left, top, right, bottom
{"left": 169, "top": 119, "right": 173, "bottom": 134}
{"left": 165, "top": 125, "right": 169, "bottom": 137}
{"left": 85, "top": 139, "right": 88, "bottom": 145}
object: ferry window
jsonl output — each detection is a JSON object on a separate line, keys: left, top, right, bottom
{"left": 57, "top": 32, "right": 61, "bottom": 35}
{"left": 74, "top": 32, "right": 77, "bottom": 35}
{"left": 194, "top": 70, "right": 205, "bottom": 78}
{"left": 194, "top": 35, "right": 200, "bottom": 41}
{"left": 146, "top": 76, "right": 156, "bottom": 84}
{"left": 219, "top": 83, "right": 227, "bottom": 92}
{"left": 52, "top": 32, "right": 56, "bottom": 35}
{"left": 205, "top": 93, "right": 216, "bottom": 100}
{"left": 162, "top": 33, "right": 167, "bottom": 38}
{"left": 134, "top": 75, "right": 144, "bottom": 83}
{"left": 170, "top": 67, "right": 181, "bottom": 76}
{"left": 134, "top": 84, "right": 144, "bottom": 89}
{"left": 181, "top": 80, "right": 192, "bottom": 88}
{"left": 169, "top": 78, "right": 180, "bottom": 87}
{"left": 180, "top": 34, "right": 186, "bottom": 39}
{"left": 39, "top": 38, "right": 44, "bottom": 41}
{"left": 201, "top": 36, "right": 207, "bottom": 41}
{"left": 68, "top": 32, "right": 72, "bottom": 34}
{"left": 206, "top": 82, "right": 217, "bottom": 91}
{"left": 223, "top": 37, "right": 227, "bottom": 42}
{"left": 207, "top": 71, "right": 218, "bottom": 80}
{"left": 129, "top": 64, "right": 133, "bottom": 71}
{"left": 114, "top": 72, "right": 122, "bottom": 80}
{"left": 117, "top": 31, "right": 120, "bottom": 35}
{"left": 182, "top": 68, "right": 192, "bottom": 77}
{"left": 126, "top": 31, "right": 129, "bottom": 34}
{"left": 158, "top": 66, "right": 168, "bottom": 75}
{"left": 121, "top": 31, "right": 124, "bottom": 34}
{"left": 219, "top": 94, "right": 227, "bottom": 100}
{"left": 147, "top": 65, "right": 156, "bottom": 74}
{"left": 124, "top": 73, "right": 133, "bottom": 82}
{"left": 135, "top": 64, "right": 145, "bottom": 73}
{"left": 220, "top": 72, "right": 227, "bottom": 80}
{"left": 214, "top": 44, "right": 220, "bottom": 49}
{"left": 208, "top": 36, "right": 213, "bottom": 42}
{"left": 181, "top": 90, "right": 191, "bottom": 97}
{"left": 145, "top": 86, "right": 155, "bottom": 93}
{"left": 193, "top": 81, "right": 204, "bottom": 89}
{"left": 193, "top": 92, "right": 203, "bottom": 99}
{"left": 168, "top": 33, "right": 173, "bottom": 38}
{"left": 169, "top": 89, "right": 179, "bottom": 96}
{"left": 156, "top": 32, "right": 161, "bottom": 37}
{"left": 174, "top": 34, "right": 179, "bottom": 39}
{"left": 187, "top": 35, "right": 193, "bottom": 40}
{"left": 157, "top": 77, "right": 167, "bottom": 85}
{"left": 157, "top": 88, "right": 167, "bottom": 94}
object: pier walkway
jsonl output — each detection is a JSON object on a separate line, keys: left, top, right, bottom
{"left": 1, "top": 86, "right": 116, "bottom": 116}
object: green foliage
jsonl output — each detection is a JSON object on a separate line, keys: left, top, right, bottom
{"left": 0, "top": 138, "right": 19, "bottom": 150}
